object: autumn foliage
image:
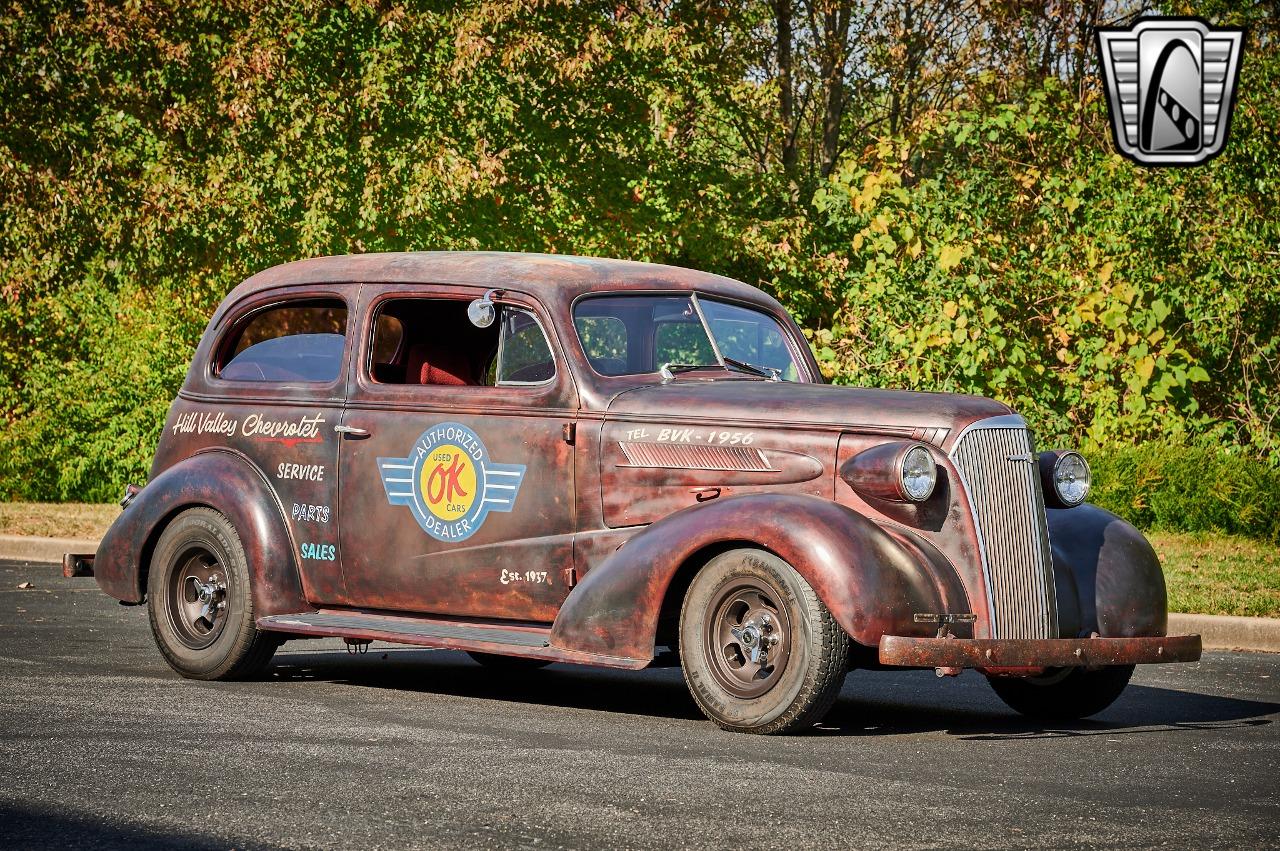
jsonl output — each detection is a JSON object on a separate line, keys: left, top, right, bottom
{"left": 1, "top": 1, "right": 1277, "bottom": 519}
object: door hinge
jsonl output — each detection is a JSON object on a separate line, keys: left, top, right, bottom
{"left": 562, "top": 422, "right": 576, "bottom": 445}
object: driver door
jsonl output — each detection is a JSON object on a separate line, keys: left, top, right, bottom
{"left": 335, "top": 285, "right": 578, "bottom": 623}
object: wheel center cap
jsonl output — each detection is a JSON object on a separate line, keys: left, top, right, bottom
{"left": 731, "top": 613, "right": 780, "bottom": 665}
{"left": 187, "top": 574, "right": 226, "bottom": 625}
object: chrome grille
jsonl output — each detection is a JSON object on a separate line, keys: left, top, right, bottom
{"left": 950, "top": 420, "right": 1057, "bottom": 639}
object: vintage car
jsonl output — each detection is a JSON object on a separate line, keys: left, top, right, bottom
{"left": 79, "top": 252, "right": 1201, "bottom": 734}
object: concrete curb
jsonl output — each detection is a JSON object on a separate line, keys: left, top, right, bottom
{"left": 0, "top": 534, "right": 1275, "bottom": 652}
{"left": 0, "top": 534, "right": 98, "bottom": 565}
{"left": 1169, "top": 613, "right": 1280, "bottom": 654}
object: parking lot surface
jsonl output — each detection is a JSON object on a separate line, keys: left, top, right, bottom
{"left": 1, "top": 559, "right": 1276, "bottom": 850}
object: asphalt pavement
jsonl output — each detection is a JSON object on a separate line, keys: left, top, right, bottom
{"left": 1, "top": 558, "right": 1276, "bottom": 850}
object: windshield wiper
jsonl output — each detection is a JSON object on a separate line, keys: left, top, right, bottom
{"left": 686, "top": 293, "right": 781, "bottom": 382}
{"left": 659, "top": 360, "right": 777, "bottom": 383}
{"left": 722, "top": 356, "right": 781, "bottom": 381}
{"left": 659, "top": 363, "right": 720, "bottom": 383}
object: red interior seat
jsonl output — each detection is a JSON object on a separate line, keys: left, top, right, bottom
{"left": 404, "top": 344, "right": 475, "bottom": 386}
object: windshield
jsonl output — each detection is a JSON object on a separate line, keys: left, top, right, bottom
{"left": 573, "top": 294, "right": 805, "bottom": 381}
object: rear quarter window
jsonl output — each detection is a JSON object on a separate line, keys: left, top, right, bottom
{"left": 218, "top": 300, "right": 347, "bottom": 383}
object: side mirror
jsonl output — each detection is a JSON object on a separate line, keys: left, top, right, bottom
{"left": 467, "top": 291, "right": 499, "bottom": 328}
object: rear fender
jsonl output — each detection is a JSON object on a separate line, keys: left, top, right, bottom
{"left": 550, "top": 493, "right": 968, "bottom": 662}
{"left": 94, "top": 449, "right": 307, "bottom": 616}
{"left": 1047, "top": 503, "right": 1167, "bottom": 638}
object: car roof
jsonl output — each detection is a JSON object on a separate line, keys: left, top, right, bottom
{"left": 223, "top": 251, "right": 782, "bottom": 315}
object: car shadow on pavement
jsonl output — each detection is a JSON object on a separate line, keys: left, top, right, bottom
{"left": 0, "top": 802, "right": 277, "bottom": 851}
{"left": 818, "top": 683, "right": 1278, "bottom": 739}
{"left": 269, "top": 647, "right": 710, "bottom": 721}
{"left": 269, "top": 647, "right": 1279, "bottom": 737}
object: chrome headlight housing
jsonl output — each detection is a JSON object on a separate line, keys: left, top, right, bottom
{"left": 899, "top": 444, "right": 937, "bottom": 503}
{"left": 840, "top": 441, "right": 938, "bottom": 504}
{"left": 1039, "top": 450, "right": 1091, "bottom": 508}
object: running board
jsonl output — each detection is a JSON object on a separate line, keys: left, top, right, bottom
{"left": 257, "top": 610, "right": 650, "bottom": 670}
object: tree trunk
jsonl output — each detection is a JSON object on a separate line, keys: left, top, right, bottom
{"left": 775, "top": 0, "right": 797, "bottom": 172}
{"left": 818, "top": 2, "right": 852, "bottom": 177}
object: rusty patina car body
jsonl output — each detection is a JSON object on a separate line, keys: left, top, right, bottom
{"left": 86, "top": 251, "right": 1200, "bottom": 733}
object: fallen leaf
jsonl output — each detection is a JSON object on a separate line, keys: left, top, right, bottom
{"left": 17, "top": 582, "right": 33, "bottom": 590}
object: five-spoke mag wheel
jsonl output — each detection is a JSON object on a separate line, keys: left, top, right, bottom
{"left": 147, "top": 507, "right": 278, "bottom": 680}
{"left": 704, "top": 580, "right": 792, "bottom": 699}
{"left": 166, "top": 548, "right": 229, "bottom": 650}
{"left": 680, "top": 548, "right": 849, "bottom": 734}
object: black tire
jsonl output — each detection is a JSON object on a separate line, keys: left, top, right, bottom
{"left": 679, "top": 549, "right": 849, "bottom": 734}
{"left": 987, "top": 664, "right": 1135, "bottom": 720}
{"left": 146, "top": 507, "right": 278, "bottom": 680}
{"left": 467, "top": 652, "right": 552, "bottom": 670}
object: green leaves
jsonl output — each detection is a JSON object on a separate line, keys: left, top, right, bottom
{"left": 805, "top": 73, "right": 1278, "bottom": 459}
{"left": 0, "top": 2, "right": 1276, "bottom": 500}
{"left": 936, "top": 243, "right": 970, "bottom": 272}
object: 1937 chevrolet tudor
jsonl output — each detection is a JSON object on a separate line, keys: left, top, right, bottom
{"left": 83, "top": 252, "right": 1201, "bottom": 734}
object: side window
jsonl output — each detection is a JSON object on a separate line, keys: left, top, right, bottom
{"left": 368, "top": 298, "right": 554, "bottom": 387}
{"left": 218, "top": 300, "right": 347, "bottom": 383}
{"left": 372, "top": 313, "right": 404, "bottom": 365}
{"left": 496, "top": 309, "right": 555, "bottom": 384}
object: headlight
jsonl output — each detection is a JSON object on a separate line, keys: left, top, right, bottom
{"left": 899, "top": 444, "right": 937, "bottom": 502}
{"left": 1039, "top": 450, "right": 1090, "bottom": 508}
{"left": 840, "top": 441, "right": 939, "bottom": 504}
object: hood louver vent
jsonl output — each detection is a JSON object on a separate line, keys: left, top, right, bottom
{"left": 618, "top": 442, "right": 774, "bottom": 473}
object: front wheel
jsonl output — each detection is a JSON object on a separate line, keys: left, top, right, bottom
{"left": 987, "top": 665, "right": 1135, "bottom": 720}
{"left": 147, "top": 507, "right": 278, "bottom": 680}
{"left": 679, "top": 549, "right": 849, "bottom": 734}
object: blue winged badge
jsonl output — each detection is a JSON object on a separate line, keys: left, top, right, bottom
{"left": 377, "top": 422, "right": 526, "bottom": 543}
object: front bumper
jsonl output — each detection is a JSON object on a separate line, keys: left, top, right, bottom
{"left": 878, "top": 633, "right": 1202, "bottom": 669}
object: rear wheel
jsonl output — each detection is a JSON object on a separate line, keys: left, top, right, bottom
{"left": 987, "top": 665, "right": 1135, "bottom": 720}
{"left": 679, "top": 549, "right": 849, "bottom": 734}
{"left": 467, "top": 652, "right": 552, "bottom": 670}
{"left": 147, "top": 508, "right": 278, "bottom": 680}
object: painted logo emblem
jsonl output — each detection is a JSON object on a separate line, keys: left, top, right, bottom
{"left": 377, "top": 422, "right": 526, "bottom": 542}
{"left": 1096, "top": 17, "right": 1244, "bottom": 166}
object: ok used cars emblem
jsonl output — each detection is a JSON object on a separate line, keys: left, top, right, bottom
{"left": 377, "top": 422, "right": 526, "bottom": 542}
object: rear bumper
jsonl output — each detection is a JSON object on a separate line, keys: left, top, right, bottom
{"left": 878, "top": 633, "right": 1202, "bottom": 669}
{"left": 62, "top": 553, "right": 95, "bottom": 578}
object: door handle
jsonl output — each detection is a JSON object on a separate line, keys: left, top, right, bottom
{"left": 335, "top": 425, "right": 370, "bottom": 438}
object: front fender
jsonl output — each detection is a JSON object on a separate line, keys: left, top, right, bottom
{"left": 1047, "top": 503, "right": 1167, "bottom": 638}
{"left": 94, "top": 449, "right": 308, "bottom": 616}
{"left": 550, "top": 493, "right": 969, "bottom": 661}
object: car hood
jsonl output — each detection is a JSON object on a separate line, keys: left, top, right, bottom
{"left": 604, "top": 379, "right": 1013, "bottom": 440}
